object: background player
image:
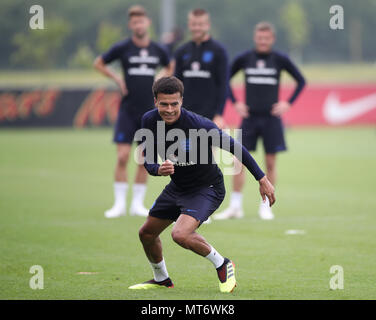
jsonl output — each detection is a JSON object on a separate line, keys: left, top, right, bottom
{"left": 128, "top": 76, "right": 275, "bottom": 292}
{"left": 94, "top": 5, "right": 173, "bottom": 218}
{"left": 215, "top": 22, "right": 305, "bottom": 221}
{"left": 161, "top": 27, "right": 184, "bottom": 56}
{"left": 174, "top": 8, "right": 229, "bottom": 129}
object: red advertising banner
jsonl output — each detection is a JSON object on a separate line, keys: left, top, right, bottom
{"left": 223, "top": 84, "right": 376, "bottom": 127}
{"left": 1, "top": 85, "right": 375, "bottom": 127}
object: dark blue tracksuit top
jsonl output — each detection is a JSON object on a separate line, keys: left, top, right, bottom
{"left": 174, "top": 38, "right": 229, "bottom": 120}
{"left": 140, "top": 108, "right": 265, "bottom": 191}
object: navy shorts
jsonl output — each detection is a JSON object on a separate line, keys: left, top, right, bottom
{"left": 238, "top": 115, "right": 287, "bottom": 153}
{"left": 113, "top": 99, "right": 146, "bottom": 144}
{"left": 149, "top": 180, "right": 226, "bottom": 225}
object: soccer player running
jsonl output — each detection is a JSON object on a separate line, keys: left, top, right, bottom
{"left": 94, "top": 5, "right": 173, "bottom": 218}
{"left": 214, "top": 22, "right": 305, "bottom": 221}
{"left": 174, "top": 8, "right": 229, "bottom": 129}
{"left": 128, "top": 76, "right": 275, "bottom": 292}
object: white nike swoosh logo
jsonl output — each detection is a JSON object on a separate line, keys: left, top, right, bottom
{"left": 323, "top": 92, "right": 376, "bottom": 124}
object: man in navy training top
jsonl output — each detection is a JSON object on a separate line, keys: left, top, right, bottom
{"left": 215, "top": 22, "right": 305, "bottom": 221}
{"left": 94, "top": 5, "right": 173, "bottom": 219}
{"left": 128, "top": 76, "right": 275, "bottom": 292}
{"left": 174, "top": 8, "right": 229, "bottom": 129}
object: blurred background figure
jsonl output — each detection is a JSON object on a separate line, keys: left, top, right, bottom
{"left": 214, "top": 22, "right": 305, "bottom": 221}
{"left": 93, "top": 5, "right": 173, "bottom": 219}
{"left": 161, "top": 27, "right": 184, "bottom": 56}
{"left": 174, "top": 8, "right": 229, "bottom": 129}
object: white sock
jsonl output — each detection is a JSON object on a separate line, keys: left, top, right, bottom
{"left": 260, "top": 196, "right": 270, "bottom": 207}
{"left": 205, "top": 245, "right": 225, "bottom": 269}
{"left": 230, "top": 192, "right": 243, "bottom": 210}
{"left": 150, "top": 258, "right": 169, "bottom": 282}
{"left": 132, "top": 183, "right": 147, "bottom": 207}
{"left": 114, "top": 182, "right": 127, "bottom": 208}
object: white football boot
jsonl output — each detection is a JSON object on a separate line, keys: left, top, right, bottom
{"left": 258, "top": 198, "right": 274, "bottom": 220}
{"left": 213, "top": 207, "right": 244, "bottom": 220}
{"left": 104, "top": 205, "right": 126, "bottom": 218}
{"left": 129, "top": 203, "right": 149, "bottom": 217}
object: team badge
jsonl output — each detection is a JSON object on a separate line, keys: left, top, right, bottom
{"left": 140, "top": 49, "right": 148, "bottom": 57}
{"left": 191, "top": 61, "right": 200, "bottom": 71}
{"left": 202, "top": 51, "right": 214, "bottom": 63}
{"left": 256, "top": 59, "right": 265, "bottom": 69}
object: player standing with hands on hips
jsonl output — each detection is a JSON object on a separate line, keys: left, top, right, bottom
{"left": 128, "top": 77, "right": 275, "bottom": 292}
{"left": 94, "top": 5, "right": 173, "bottom": 218}
{"left": 215, "top": 22, "right": 305, "bottom": 221}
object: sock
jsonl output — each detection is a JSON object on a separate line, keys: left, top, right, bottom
{"left": 132, "top": 183, "right": 147, "bottom": 207}
{"left": 260, "top": 196, "right": 270, "bottom": 207}
{"left": 229, "top": 192, "right": 243, "bottom": 210}
{"left": 205, "top": 245, "right": 225, "bottom": 269}
{"left": 150, "top": 258, "right": 169, "bottom": 282}
{"left": 114, "top": 182, "right": 127, "bottom": 208}
{"left": 217, "top": 257, "right": 230, "bottom": 270}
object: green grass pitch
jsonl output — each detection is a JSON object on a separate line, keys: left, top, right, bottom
{"left": 0, "top": 127, "right": 375, "bottom": 299}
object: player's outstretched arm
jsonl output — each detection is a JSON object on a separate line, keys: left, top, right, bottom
{"left": 200, "top": 117, "right": 264, "bottom": 180}
{"left": 210, "top": 123, "right": 276, "bottom": 206}
{"left": 226, "top": 135, "right": 276, "bottom": 206}
{"left": 214, "top": 128, "right": 264, "bottom": 180}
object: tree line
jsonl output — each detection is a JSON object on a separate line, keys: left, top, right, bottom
{"left": 1, "top": 0, "right": 375, "bottom": 69}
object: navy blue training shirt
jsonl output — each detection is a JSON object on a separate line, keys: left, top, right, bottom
{"left": 230, "top": 50, "right": 305, "bottom": 115}
{"left": 174, "top": 38, "right": 229, "bottom": 119}
{"left": 102, "top": 38, "right": 170, "bottom": 116}
{"left": 140, "top": 108, "right": 265, "bottom": 191}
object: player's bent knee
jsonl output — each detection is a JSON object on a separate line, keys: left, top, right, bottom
{"left": 138, "top": 227, "right": 156, "bottom": 243}
{"left": 171, "top": 229, "right": 189, "bottom": 248}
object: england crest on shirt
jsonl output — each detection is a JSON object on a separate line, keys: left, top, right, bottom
{"left": 183, "top": 61, "right": 210, "bottom": 78}
{"left": 191, "top": 61, "right": 200, "bottom": 71}
{"left": 202, "top": 51, "right": 214, "bottom": 63}
{"left": 140, "top": 49, "right": 148, "bottom": 58}
{"left": 256, "top": 59, "right": 265, "bottom": 69}
{"left": 129, "top": 48, "right": 158, "bottom": 64}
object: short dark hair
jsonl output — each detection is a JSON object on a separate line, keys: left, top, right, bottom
{"left": 254, "top": 21, "right": 275, "bottom": 34}
{"left": 152, "top": 76, "right": 184, "bottom": 99}
{"left": 189, "top": 8, "right": 209, "bottom": 17}
{"left": 128, "top": 5, "right": 148, "bottom": 19}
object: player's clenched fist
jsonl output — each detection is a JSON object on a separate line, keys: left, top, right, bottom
{"left": 158, "top": 159, "right": 175, "bottom": 176}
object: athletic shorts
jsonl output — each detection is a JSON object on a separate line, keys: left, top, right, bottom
{"left": 149, "top": 180, "right": 226, "bottom": 225}
{"left": 113, "top": 98, "right": 149, "bottom": 144}
{"left": 238, "top": 114, "right": 287, "bottom": 153}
